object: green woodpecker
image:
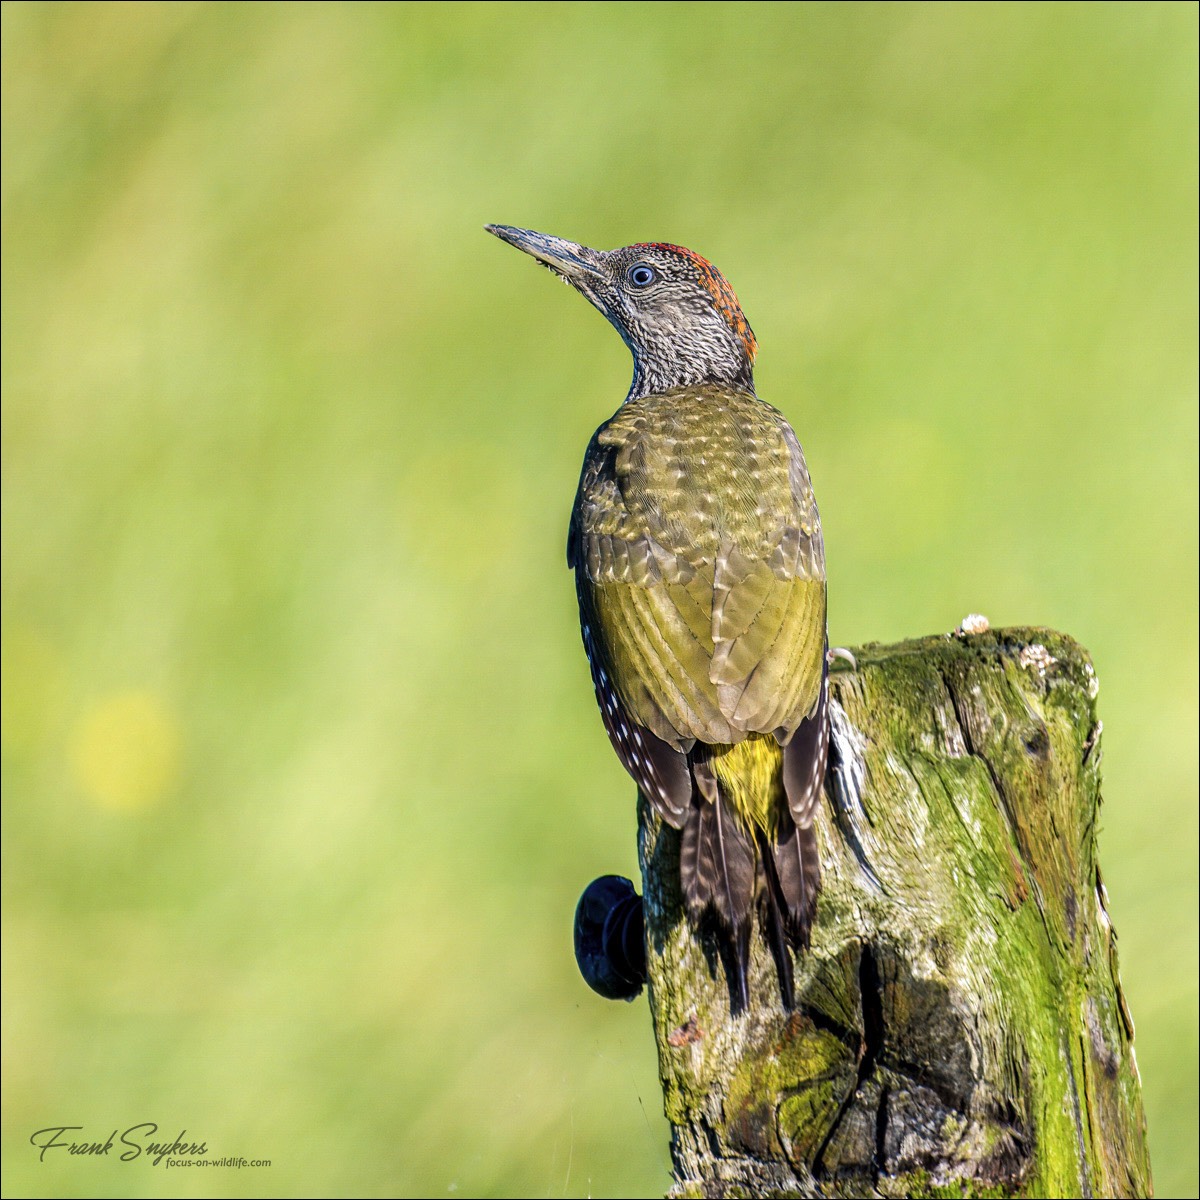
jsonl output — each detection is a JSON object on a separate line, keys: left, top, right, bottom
{"left": 488, "top": 226, "right": 828, "bottom": 1014}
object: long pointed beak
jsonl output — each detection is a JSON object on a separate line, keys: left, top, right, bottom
{"left": 485, "top": 224, "right": 605, "bottom": 287}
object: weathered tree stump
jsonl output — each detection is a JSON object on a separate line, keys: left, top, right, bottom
{"left": 638, "top": 627, "right": 1151, "bottom": 1198}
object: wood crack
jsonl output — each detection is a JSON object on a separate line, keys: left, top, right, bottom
{"left": 812, "top": 942, "right": 886, "bottom": 1179}
{"left": 938, "top": 664, "right": 1050, "bottom": 937}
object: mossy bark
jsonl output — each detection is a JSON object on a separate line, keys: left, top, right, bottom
{"left": 638, "top": 627, "right": 1151, "bottom": 1199}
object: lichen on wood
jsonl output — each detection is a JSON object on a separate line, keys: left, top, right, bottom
{"left": 637, "top": 627, "right": 1151, "bottom": 1199}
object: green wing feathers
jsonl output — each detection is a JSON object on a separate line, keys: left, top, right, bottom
{"left": 590, "top": 577, "right": 730, "bottom": 746}
{"left": 712, "top": 547, "right": 825, "bottom": 736}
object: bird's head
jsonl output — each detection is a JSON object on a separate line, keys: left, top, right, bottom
{"left": 486, "top": 225, "right": 757, "bottom": 400}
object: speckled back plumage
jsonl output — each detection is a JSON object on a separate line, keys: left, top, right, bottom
{"left": 569, "top": 385, "right": 825, "bottom": 754}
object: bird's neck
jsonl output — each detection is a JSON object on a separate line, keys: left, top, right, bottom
{"left": 626, "top": 349, "right": 755, "bottom": 402}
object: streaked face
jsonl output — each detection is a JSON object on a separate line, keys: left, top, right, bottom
{"left": 599, "top": 242, "right": 757, "bottom": 366}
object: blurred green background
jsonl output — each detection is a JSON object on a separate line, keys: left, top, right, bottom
{"left": 2, "top": 2, "right": 1195, "bottom": 1196}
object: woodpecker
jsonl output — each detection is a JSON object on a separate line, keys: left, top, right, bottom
{"left": 487, "top": 225, "right": 828, "bottom": 1014}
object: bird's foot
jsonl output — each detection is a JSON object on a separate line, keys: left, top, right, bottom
{"left": 827, "top": 697, "right": 885, "bottom": 895}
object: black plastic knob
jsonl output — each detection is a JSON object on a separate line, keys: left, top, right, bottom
{"left": 573, "top": 875, "right": 646, "bottom": 1001}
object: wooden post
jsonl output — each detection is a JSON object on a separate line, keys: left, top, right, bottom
{"left": 638, "top": 627, "right": 1152, "bottom": 1198}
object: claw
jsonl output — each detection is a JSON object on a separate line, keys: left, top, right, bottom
{"left": 828, "top": 646, "right": 857, "bottom": 671}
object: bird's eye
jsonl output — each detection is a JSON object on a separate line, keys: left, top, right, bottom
{"left": 627, "top": 263, "right": 657, "bottom": 288}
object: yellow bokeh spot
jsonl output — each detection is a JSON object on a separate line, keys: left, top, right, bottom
{"left": 71, "top": 690, "right": 181, "bottom": 812}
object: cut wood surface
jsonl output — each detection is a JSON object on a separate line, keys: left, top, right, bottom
{"left": 637, "top": 626, "right": 1151, "bottom": 1198}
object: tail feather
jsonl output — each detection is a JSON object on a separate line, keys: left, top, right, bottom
{"left": 680, "top": 792, "right": 756, "bottom": 1013}
{"left": 680, "top": 735, "right": 824, "bottom": 1014}
{"left": 758, "top": 839, "right": 796, "bottom": 1009}
{"left": 782, "top": 671, "right": 829, "bottom": 828}
{"left": 769, "top": 817, "right": 821, "bottom": 950}
{"left": 680, "top": 790, "right": 756, "bottom": 929}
